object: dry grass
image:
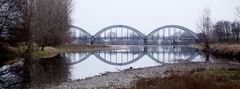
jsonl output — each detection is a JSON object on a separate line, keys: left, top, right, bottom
{"left": 29, "top": 45, "right": 111, "bottom": 58}
{"left": 32, "top": 47, "right": 59, "bottom": 58}
{"left": 11, "top": 45, "right": 111, "bottom": 58}
{"left": 127, "top": 69, "right": 240, "bottom": 89}
{"left": 209, "top": 43, "right": 240, "bottom": 57}
{"left": 30, "top": 45, "right": 111, "bottom": 58}
{"left": 1, "top": 45, "right": 112, "bottom": 65}
{"left": 59, "top": 45, "right": 111, "bottom": 53}
{"left": 189, "top": 43, "right": 205, "bottom": 50}
{"left": 190, "top": 43, "right": 240, "bottom": 57}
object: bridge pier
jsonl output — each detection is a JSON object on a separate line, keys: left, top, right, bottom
{"left": 90, "top": 36, "right": 95, "bottom": 45}
{"left": 144, "top": 37, "right": 148, "bottom": 45}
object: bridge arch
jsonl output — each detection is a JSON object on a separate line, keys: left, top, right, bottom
{"left": 93, "top": 46, "right": 145, "bottom": 66}
{"left": 147, "top": 46, "right": 199, "bottom": 64}
{"left": 93, "top": 25, "right": 145, "bottom": 45}
{"left": 70, "top": 25, "right": 92, "bottom": 44}
{"left": 94, "top": 53, "right": 144, "bottom": 66}
{"left": 94, "top": 25, "right": 145, "bottom": 37}
{"left": 147, "top": 25, "right": 198, "bottom": 39}
{"left": 146, "top": 25, "right": 199, "bottom": 45}
{"left": 63, "top": 52, "right": 92, "bottom": 65}
{"left": 147, "top": 52, "right": 199, "bottom": 64}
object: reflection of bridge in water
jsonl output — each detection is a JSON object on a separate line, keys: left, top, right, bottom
{"left": 69, "top": 25, "right": 200, "bottom": 65}
{"left": 64, "top": 46, "right": 200, "bottom": 66}
{"left": 70, "top": 25, "right": 199, "bottom": 45}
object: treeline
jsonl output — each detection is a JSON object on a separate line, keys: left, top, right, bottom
{"left": 212, "top": 21, "right": 240, "bottom": 42}
{"left": 198, "top": 7, "right": 240, "bottom": 45}
{"left": 0, "top": 0, "right": 72, "bottom": 55}
{"left": 198, "top": 21, "right": 240, "bottom": 43}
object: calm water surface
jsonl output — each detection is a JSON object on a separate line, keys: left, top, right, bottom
{"left": 0, "top": 45, "right": 238, "bottom": 89}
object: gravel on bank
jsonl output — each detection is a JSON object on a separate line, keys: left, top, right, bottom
{"left": 45, "top": 62, "right": 240, "bottom": 89}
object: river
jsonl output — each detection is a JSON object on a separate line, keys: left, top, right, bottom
{"left": 0, "top": 45, "right": 239, "bottom": 89}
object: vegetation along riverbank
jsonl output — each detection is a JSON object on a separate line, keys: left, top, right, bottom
{"left": 15, "top": 45, "right": 111, "bottom": 59}
{"left": 128, "top": 69, "right": 240, "bottom": 89}
{"left": 190, "top": 43, "right": 240, "bottom": 57}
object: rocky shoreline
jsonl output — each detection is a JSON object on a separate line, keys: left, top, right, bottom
{"left": 45, "top": 62, "right": 240, "bottom": 89}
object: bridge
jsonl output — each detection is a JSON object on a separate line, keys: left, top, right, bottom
{"left": 70, "top": 25, "right": 199, "bottom": 45}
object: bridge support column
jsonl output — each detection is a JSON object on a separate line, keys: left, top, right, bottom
{"left": 144, "top": 37, "right": 148, "bottom": 45}
{"left": 90, "top": 36, "right": 95, "bottom": 45}
{"left": 194, "top": 39, "right": 200, "bottom": 44}
{"left": 144, "top": 46, "right": 148, "bottom": 53}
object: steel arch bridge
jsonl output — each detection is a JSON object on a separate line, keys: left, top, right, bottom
{"left": 70, "top": 25, "right": 199, "bottom": 45}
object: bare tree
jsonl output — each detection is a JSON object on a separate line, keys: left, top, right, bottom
{"left": 236, "top": 5, "right": 240, "bottom": 20}
{"left": 0, "top": 0, "right": 26, "bottom": 41}
{"left": 198, "top": 8, "right": 213, "bottom": 50}
{"left": 231, "top": 21, "right": 240, "bottom": 42}
{"left": 213, "top": 21, "right": 232, "bottom": 42}
{"left": 0, "top": 0, "right": 72, "bottom": 56}
{"left": 23, "top": 0, "right": 36, "bottom": 57}
{"left": 233, "top": 4, "right": 240, "bottom": 43}
{"left": 0, "top": 0, "right": 29, "bottom": 55}
{"left": 32, "top": 0, "right": 72, "bottom": 50}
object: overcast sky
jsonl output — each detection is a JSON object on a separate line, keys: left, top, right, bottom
{"left": 71, "top": 0, "right": 240, "bottom": 35}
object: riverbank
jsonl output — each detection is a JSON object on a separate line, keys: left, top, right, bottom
{"left": 29, "top": 45, "right": 112, "bottom": 58}
{"left": 0, "top": 45, "right": 113, "bottom": 65}
{"left": 1, "top": 45, "right": 112, "bottom": 59}
{"left": 129, "top": 69, "right": 240, "bottom": 89}
{"left": 190, "top": 43, "right": 240, "bottom": 57}
{"left": 45, "top": 62, "right": 240, "bottom": 89}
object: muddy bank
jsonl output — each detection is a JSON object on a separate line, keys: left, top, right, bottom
{"left": 45, "top": 62, "right": 240, "bottom": 89}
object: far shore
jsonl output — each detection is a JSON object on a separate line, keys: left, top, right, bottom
{"left": 30, "top": 45, "right": 114, "bottom": 58}
{"left": 1, "top": 45, "right": 116, "bottom": 64}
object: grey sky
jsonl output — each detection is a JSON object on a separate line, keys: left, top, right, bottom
{"left": 71, "top": 0, "right": 240, "bottom": 35}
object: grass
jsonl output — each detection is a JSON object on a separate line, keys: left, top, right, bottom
{"left": 0, "top": 45, "right": 111, "bottom": 65}
{"left": 190, "top": 43, "right": 240, "bottom": 57}
{"left": 189, "top": 43, "right": 205, "bottom": 50}
{"left": 209, "top": 43, "right": 240, "bottom": 56}
{"left": 58, "top": 44, "right": 111, "bottom": 53}
{"left": 32, "top": 45, "right": 111, "bottom": 58}
{"left": 127, "top": 69, "right": 240, "bottom": 89}
{"left": 32, "top": 47, "right": 59, "bottom": 58}
{"left": 9, "top": 45, "right": 111, "bottom": 59}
